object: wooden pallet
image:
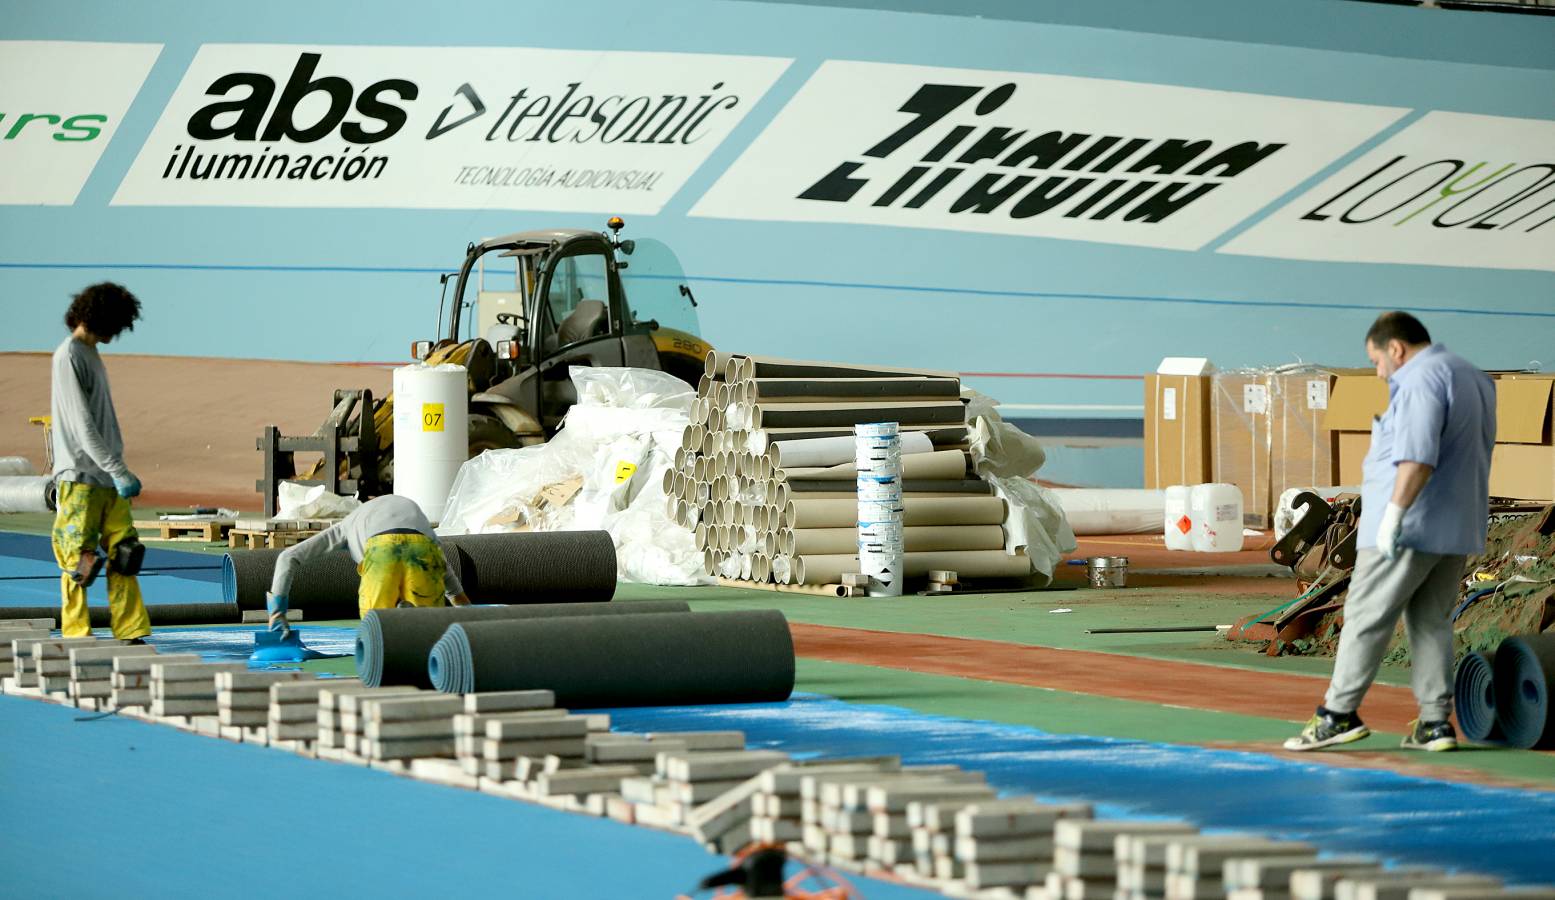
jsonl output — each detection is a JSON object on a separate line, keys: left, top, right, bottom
{"left": 133, "top": 519, "right": 235, "bottom": 543}
{"left": 227, "top": 528, "right": 323, "bottom": 550}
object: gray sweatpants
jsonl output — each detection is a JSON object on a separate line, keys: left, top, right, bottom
{"left": 1324, "top": 548, "right": 1465, "bottom": 721}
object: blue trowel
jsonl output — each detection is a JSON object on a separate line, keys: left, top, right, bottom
{"left": 250, "top": 626, "right": 329, "bottom": 664}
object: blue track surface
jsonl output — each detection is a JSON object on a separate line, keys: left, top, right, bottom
{"left": 0, "top": 697, "right": 934, "bottom": 900}
{"left": 0, "top": 532, "right": 223, "bottom": 606}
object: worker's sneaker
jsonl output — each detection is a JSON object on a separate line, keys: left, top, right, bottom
{"left": 1400, "top": 719, "right": 1458, "bottom": 752}
{"left": 120, "top": 637, "right": 148, "bottom": 646}
{"left": 1283, "top": 707, "right": 1370, "bottom": 751}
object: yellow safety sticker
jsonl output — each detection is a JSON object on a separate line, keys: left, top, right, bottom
{"left": 614, "top": 461, "right": 637, "bottom": 483}
{"left": 422, "top": 403, "right": 445, "bottom": 432}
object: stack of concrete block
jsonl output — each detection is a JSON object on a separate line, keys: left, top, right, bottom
{"left": 635, "top": 746, "right": 789, "bottom": 832}
{"left": 467, "top": 709, "right": 591, "bottom": 781}
{"left": 0, "top": 622, "right": 57, "bottom": 688}
{"left": 215, "top": 670, "right": 313, "bottom": 741}
{"left": 860, "top": 778, "right": 998, "bottom": 875}
{"left": 27, "top": 636, "right": 102, "bottom": 700}
{"left": 803, "top": 766, "right": 988, "bottom": 871}
{"left": 1409, "top": 889, "right": 1555, "bottom": 900}
{"left": 1223, "top": 855, "right": 1378, "bottom": 900}
{"left": 1164, "top": 838, "right": 1316, "bottom": 900}
{"left": 149, "top": 661, "right": 249, "bottom": 731}
{"left": 951, "top": 800, "right": 1093, "bottom": 893}
{"left": 1293, "top": 867, "right": 1441, "bottom": 900}
{"left": 268, "top": 678, "right": 361, "bottom": 752}
{"left": 317, "top": 685, "right": 420, "bottom": 759}
{"left": 68, "top": 643, "right": 160, "bottom": 709}
{"left": 111, "top": 652, "right": 198, "bottom": 711}
{"left": 1050, "top": 821, "right": 1197, "bottom": 900}
{"left": 620, "top": 733, "right": 756, "bottom": 828}
{"left": 449, "top": 689, "right": 561, "bottom": 778}
{"left": 358, "top": 693, "right": 464, "bottom": 767}
{"left": 1334, "top": 872, "right": 1502, "bottom": 900}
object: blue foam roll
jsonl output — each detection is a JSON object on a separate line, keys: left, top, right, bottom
{"left": 1452, "top": 651, "right": 1501, "bottom": 744}
{"left": 1492, "top": 634, "right": 1555, "bottom": 750}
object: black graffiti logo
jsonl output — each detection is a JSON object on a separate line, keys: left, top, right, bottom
{"left": 798, "top": 82, "right": 1285, "bottom": 225}
{"left": 1301, "top": 155, "right": 1554, "bottom": 233}
{"left": 187, "top": 52, "right": 417, "bottom": 144}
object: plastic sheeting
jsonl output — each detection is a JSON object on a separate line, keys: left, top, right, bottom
{"left": 602, "top": 694, "right": 1555, "bottom": 885}
{"left": 1051, "top": 489, "right": 1165, "bottom": 536}
{"left": 439, "top": 367, "right": 709, "bottom": 586}
{"left": 964, "top": 390, "right": 1076, "bottom": 582}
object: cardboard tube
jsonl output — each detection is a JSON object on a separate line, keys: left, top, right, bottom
{"left": 697, "top": 374, "right": 713, "bottom": 397}
{"left": 789, "top": 496, "right": 1004, "bottom": 528}
{"left": 792, "top": 525, "right": 1005, "bottom": 556}
{"left": 751, "top": 426, "right": 969, "bottom": 450}
{"left": 705, "top": 350, "right": 742, "bottom": 380}
{"left": 779, "top": 449, "right": 969, "bottom": 482}
{"left": 752, "top": 400, "right": 965, "bottom": 430}
{"left": 747, "top": 377, "right": 960, "bottom": 401}
{"left": 797, "top": 550, "right": 1030, "bottom": 584}
{"left": 737, "top": 355, "right": 958, "bottom": 381}
{"left": 770, "top": 431, "right": 934, "bottom": 469}
{"left": 694, "top": 523, "right": 709, "bottom": 550}
{"left": 786, "top": 479, "right": 992, "bottom": 496}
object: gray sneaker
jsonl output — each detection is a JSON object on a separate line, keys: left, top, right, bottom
{"left": 1284, "top": 707, "right": 1371, "bottom": 751}
{"left": 1400, "top": 719, "right": 1458, "bottom": 752}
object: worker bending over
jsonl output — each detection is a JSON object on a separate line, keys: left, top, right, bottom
{"left": 267, "top": 494, "right": 470, "bottom": 630}
{"left": 1286, "top": 312, "right": 1494, "bottom": 753}
{"left": 51, "top": 283, "right": 152, "bottom": 643}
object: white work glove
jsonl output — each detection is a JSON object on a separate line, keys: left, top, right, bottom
{"left": 1376, "top": 502, "right": 1406, "bottom": 561}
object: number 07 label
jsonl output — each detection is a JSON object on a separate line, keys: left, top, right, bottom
{"left": 422, "top": 403, "right": 445, "bottom": 432}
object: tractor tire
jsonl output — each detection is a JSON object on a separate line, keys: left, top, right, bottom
{"left": 468, "top": 413, "right": 522, "bottom": 456}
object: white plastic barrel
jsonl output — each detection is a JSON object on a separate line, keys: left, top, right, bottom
{"left": 1163, "top": 485, "right": 1194, "bottom": 551}
{"left": 392, "top": 363, "right": 469, "bottom": 524}
{"left": 1189, "top": 483, "right": 1244, "bottom": 553}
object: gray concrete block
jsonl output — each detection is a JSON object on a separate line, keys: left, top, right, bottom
{"left": 1174, "top": 841, "right": 1315, "bottom": 878}
{"left": 361, "top": 693, "right": 464, "bottom": 722}
{"left": 1056, "top": 820, "right": 1195, "bottom": 853}
{"left": 218, "top": 691, "right": 271, "bottom": 711}
{"left": 968, "top": 861, "right": 1052, "bottom": 890}
{"left": 1344, "top": 876, "right": 1501, "bottom": 900}
{"left": 152, "top": 682, "right": 218, "bottom": 701}
{"left": 957, "top": 801, "right": 1093, "bottom": 839}
{"left": 214, "top": 670, "right": 312, "bottom": 691}
{"left": 1055, "top": 847, "right": 1119, "bottom": 878}
{"left": 866, "top": 782, "right": 998, "bottom": 814}
{"left": 481, "top": 737, "right": 587, "bottom": 760}
{"left": 24, "top": 637, "right": 101, "bottom": 659}
{"left": 364, "top": 736, "right": 457, "bottom": 760}
{"left": 113, "top": 653, "right": 199, "bottom": 676}
{"left": 365, "top": 718, "right": 456, "bottom": 740}
{"left": 218, "top": 709, "right": 268, "bottom": 727}
{"left": 873, "top": 812, "right": 912, "bottom": 839}
{"left": 669, "top": 777, "right": 750, "bottom": 805}
{"left": 588, "top": 736, "right": 687, "bottom": 764}
{"left": 464, "top": 689, "right": 555, "bottom": 712}
{"left": 111, "top": 688, "right": 151, "bottom": 707}
{"left": 1230, "top": 857, "right": 1375, "bottom": 891}
{"left": 662, "top": 749, "right": 790, "bottom": 783}
{"left": 687, "top": 773, "right": 765, "bottom": 842}
{"left": 1294, "top": 868, "right": 1437, "bottom": 900}
{"left": 152, "top": 661, "right": 247, "bottom": 681}
{"left": 648, "top": 730, "right": 746, "bottom": 750}
{"left": 269, "top": 703, "right": 319, "bottom": 724}
{"left": 409, "top": 757, "right": 480, "bottom": 789}
{"left": 797, "top": 763, "right": 956, "bottom": 802}
{"left": 70, "top": 680, "right": 112, "bottom": 699}
{"left": 267, "top": 721, "right": 318, "bottom": 741}
{"left": 958, "top": 835, "right": 1056, "bottom": 864}
{"left": 337, "top": 687, "right": 424, "bottom": 715}
{"left": 272, "top": 678, "right": 360, "bottom": 702}
{"left": 534, "top": 765, "right": 642, "bottom": 797}
{"left": 1410, "top": 889, "right": 1555, "bottom": 900}
{"left": 453, "top": 709, "right": 567, "bottom": 736}
{"left": 485, "top": 715, "right": 589, "bottom": 741}
{"left": 151, "top": 699, "right": 216, "bottom": 716}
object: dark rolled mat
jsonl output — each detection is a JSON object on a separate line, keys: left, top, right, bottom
{"left": 1453, "top": 650, "right": 1502, "bottom": 744}
{"left": 1493, "top": 634, "right": 1555, "bottom": 749}
{"left": 357, "top": 600, "right": 691, "bottom": 689}
{"left": 222, "top": 530, "right": 616, "bottom": 615}
{"left": 428, "top": 609, "right": 795, "bottom": 707}
{"left": 0, "top": 603, "right": 241, "bottom": 626}
{"left": 786, "top": 479, "right": 992, "bottom": 495}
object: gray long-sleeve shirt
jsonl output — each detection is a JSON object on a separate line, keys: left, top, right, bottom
{"left": 51, "top": 336, "right": 131, "bottom": 488}
{"left": 269, "top": 495, "right": 464, "bottom": 600}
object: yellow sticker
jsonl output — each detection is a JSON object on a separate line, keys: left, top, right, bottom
{"left": 422, "top": 403, "right": 445, "bottom": 432}
{"left": 614, "top": 461, "right": 637, "bottom": 483}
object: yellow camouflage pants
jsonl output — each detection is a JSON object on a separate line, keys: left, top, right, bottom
{"left": 52, "top": 481, "right": 151, "bottom": 640}
{"left": 357, "top": 533, "right": 447, "bottom": 618}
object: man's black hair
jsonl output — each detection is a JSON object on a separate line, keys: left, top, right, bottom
{"left": 64, "top": 282, "right": 142, "bottom": 339}
{"left": 1365, "top": 311, "right": 1430, "bottom": 349}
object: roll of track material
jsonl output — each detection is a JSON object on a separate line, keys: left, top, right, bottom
{"left": 222, "top": 531, "right": 616, "bottom": 615}
{"left": 752, "top": 401, "right": 965, "bottom": 430}
{"left": 790, "top": 525, "right": 1006, "bottom": 556}
{"left": 787, "top": 479, "right": 992, "bottom": 495}
{"left": 795, "top": 549, "right": 1031, "bottom": 585}
{"left": 357, "top": 599, "right": 692, "bottom": 688}
{"left": 1454, "top": 650, "right": 1502, "bottom": 745}
{"left": 427, "top": 610, "right": 795, "bottom": 706}
{"left": 788, "top": 496, "right": 1005, "bottom": 529}
{"left": 1492, "top": 635, "right": 1555, "bottom": 749}
{"left": 0, "top": 603, "right": 241, "bottom": 626}
{"left": 0, "top": 476, "right": 56, "bottom": 513}
{"left": 748, "top": 377, "right": 960, "bottom": 401}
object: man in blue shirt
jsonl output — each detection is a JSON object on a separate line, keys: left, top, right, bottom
{"left": 1286, "top": 312, "right": 1494, "bottom": 753}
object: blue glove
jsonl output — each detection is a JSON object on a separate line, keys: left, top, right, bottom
{"left": 114, "top": 473, "right": 142, "bottom": 499}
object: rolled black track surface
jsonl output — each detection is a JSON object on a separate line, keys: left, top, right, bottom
{"left": 1493, "top": 634, "right": 1555, "bottom": 749}
{"left": 1453, "top": 650, "right": 1502, "bottom": 744}
{"left": 0, "top": 603, "right": 241, "bottom": 626}
{"left": 428, "top": 609, "right": 795, "bottom": 706}
{"left": 222, "top": 531, "right": 616, "bottom": 616}
{"left": 357, "top": 600, "right": 691, "bottom": 688}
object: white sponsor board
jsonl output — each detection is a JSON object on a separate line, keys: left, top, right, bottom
{"left": 1219, "top": 111, "right": 1555, "bottom": 272}
{"left": 0, "top": 41, "right": 161, "bottom": 205}
{"left": 112, "top": 45, "right": 790, "bottom": 213}
{"left": 691, "top": 60, "right": 1406, "bottom": 250}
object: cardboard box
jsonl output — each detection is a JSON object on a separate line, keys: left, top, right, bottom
{"left": 1336, "top": 432, "right": 1371, "bottom": 486}
{"left": 1491, "top": 444, "right": 1555, "bottom": 501}
{"left": 1144, "top": 359, "right": 1213, "bottom": 489}
{"left": 1271, "top": 370, "right": 1344, "bottom": 502}
{"left": 1212, "top": 371, "right": 1274, "bottom": 528}
{"left": 1325, "top": 373, "right": 1390, "bottom": 432}
{"left": 1493, "top": 374, "right": 1555, "bottom": 445}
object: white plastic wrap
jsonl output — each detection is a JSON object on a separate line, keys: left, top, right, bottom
{"left": 438, "top": 366, "right": 710, "bottom": 586}
{"left": 0, "top": 456, "right": 37, "bottom": 477}
{"left": 965, "top": 389, "right": 1047, "bottom": 479}
{"left": 277, "top": 481, "right": 362, "bottom": 520}
{"left": 963, "top": 390, "right": 1075, "bottom": 582}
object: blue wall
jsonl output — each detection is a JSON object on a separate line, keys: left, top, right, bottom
{"left": 3, "top": 0, "right": 1553, "bottom": 425}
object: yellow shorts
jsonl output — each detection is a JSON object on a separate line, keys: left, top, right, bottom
{"left": 357, "top": 533, "right": 447, "bottom": 618}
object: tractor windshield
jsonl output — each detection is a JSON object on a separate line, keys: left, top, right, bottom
{"left": 620, "top": 238, "right": 702, "bottom": 336}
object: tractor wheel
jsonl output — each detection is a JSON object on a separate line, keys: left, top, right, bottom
{"left": 469, "top": 413, "right": 522, "bottom": 456}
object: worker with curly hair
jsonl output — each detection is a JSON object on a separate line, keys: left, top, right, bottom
{"left": 51, "top": 282, "right": 151, "bottom": 643}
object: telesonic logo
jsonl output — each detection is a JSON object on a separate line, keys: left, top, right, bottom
{"left": 799, "top": 82, "right": 1285, "bottom": 225}
{"left": 1300, "top": 156, "right": 1554, "bottom": 234}
{"left": 159, "top": 52, "right": 747, "bottom": 185}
